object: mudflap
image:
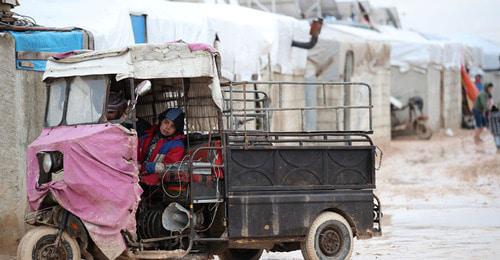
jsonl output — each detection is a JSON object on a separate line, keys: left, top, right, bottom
{"left": 372, "top": 194, "right": 383, "bottom": 237}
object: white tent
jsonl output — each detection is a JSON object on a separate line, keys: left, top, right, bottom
{"left": 15, "top": 0, "right": 309, "bottom": 80}
{"left": 370, "top": 0, "right": 500, "bottom": 46}
{"left": 445, "top": 34, "right": 500, "bottom": 71}
{"left": 313, "top": 25, "right": 392, "bottom": 142}
{"left": 419, "top": 33, "right": 500, "bottom": 106}
{"left": 259, "top": 23, "right": 392, "bottom": 142}
{"left": 327, "top": 24, "right": 465, "bottom": 131}
{"left": 329, "top": 24, "right": 467, "bottom": 72}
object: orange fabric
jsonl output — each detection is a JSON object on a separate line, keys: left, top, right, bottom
{"left": 461, "top": 65, "right": 479, "bottom": 102}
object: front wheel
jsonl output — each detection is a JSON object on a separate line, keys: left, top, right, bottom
{"left": 218, "top": 248, "right": 263, "bottom": 260}
{"left": 17, "top": 226, "right": 80, "bottom": 260}
{"left": 301, "top": 212, "right": 353, "bottom": 260}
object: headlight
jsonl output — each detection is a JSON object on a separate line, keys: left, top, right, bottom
{"left": 42, "top": 153, "right": 52, "bottom": 173}
{"left": 37, "top": 151, "right": 63, "bottom": 175}
{"left": 37, "top": 151, "right": 63, "bottom": 186}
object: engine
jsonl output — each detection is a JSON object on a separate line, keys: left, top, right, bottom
{"left": 137, "top": 208, "right": 169, "bottom": 239}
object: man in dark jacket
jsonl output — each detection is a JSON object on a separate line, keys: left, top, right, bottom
{"left": 138, "top": 108, "right": 185, "bottom": 185}
{"left": 472, "top": 83, "right": 494, "bottom": 144}
{"left": 106, "top": 91, "right": 127, "bottom": 121}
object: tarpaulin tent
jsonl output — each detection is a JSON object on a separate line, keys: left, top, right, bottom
{"left": 15, "top": 0, "right": 310, "bottom": 81}
{"left": 329, "top": 24, "right": 465, "bottom": 131}
{"left": 257, "top": 23, "right": 392, "bottom": 143}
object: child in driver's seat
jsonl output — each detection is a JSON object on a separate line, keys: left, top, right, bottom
{"left": 138, "top": 108, "right": 185, "bottom": 185}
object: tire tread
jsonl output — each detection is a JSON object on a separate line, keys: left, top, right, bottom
{"left": 17, "top": 226, "right": 80, "bottom": 260}
{"left": 301, "top": 212, "right": 353, "bottom": 260}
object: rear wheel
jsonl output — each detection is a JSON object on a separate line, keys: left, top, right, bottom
{"left": 17, "top": 226, "right": 80, "bottom": 260}
{"left": 218, "top": 248, "right": 263, "bottom": 260}
{"left": 415, "top": 121, "right": 432, "bottom": 140}
{"left": 301, "top": 212, "right": 353, "bottom": 260}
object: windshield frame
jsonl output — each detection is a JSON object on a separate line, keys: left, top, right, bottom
{"left": 44, "top": 75, "right": 110, "bottom": 127}
{"left": 44, "top": 78, "right": 70, "bottom": 127}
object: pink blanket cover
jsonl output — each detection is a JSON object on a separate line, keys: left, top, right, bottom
{"left": 26, "top": 124, "right": 142, "bottom": 259}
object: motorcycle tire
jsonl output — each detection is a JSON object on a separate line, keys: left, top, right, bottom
{"left": 17, "top": 226, "right": 80, "bottom": 260}
{"left": 415, "top": 121, "right": 432, "bottom": 140}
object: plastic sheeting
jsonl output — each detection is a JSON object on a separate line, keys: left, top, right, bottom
{"left": 329, "top": 24, "right": 465, "bottom": 72}
{"left": 446, "top": 34, "right": 500, "bottom": 71}
{"left": 8, "top": 30, "right": 84, "bottom": 71}
{"left": 15, "top": 0, "right": 309, "bottom": 80}
{"left": 26, "top": 124, "right": 142, "bottom": 260}
{"left": 307, "top": 24, "right": 390, "bottom": 80}
{"left": 418, "top": 31, "right": 482, "bottom": 70}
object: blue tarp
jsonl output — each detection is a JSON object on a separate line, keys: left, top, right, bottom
{"left": 9, "top": 30, "right": 84, "bottom": 71}
{"left": 130, "top": 15, "right": 146, "bottom": 44}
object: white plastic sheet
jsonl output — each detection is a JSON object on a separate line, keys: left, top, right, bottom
{"left": 329, "top": 24, "right": 464, "bottom": 72}
{"left": 446, "top": 34, "right": 500, "bottom": 71}
{"left": 16, "top": 0, "right": 309, "bottom": 80}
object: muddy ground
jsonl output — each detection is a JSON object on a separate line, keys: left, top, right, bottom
{"left": 263, "top": 129, "right": 500, "bottom": 259}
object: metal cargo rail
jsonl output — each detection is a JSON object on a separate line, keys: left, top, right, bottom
{"left": 221, "top": 81, "right": 374, "bottom": 134}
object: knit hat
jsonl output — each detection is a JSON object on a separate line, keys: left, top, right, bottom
{"left": 158, "top": 108, "right": 185, "bottom": 133}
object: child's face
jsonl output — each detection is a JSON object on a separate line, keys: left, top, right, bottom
{"left": 160, "top": 119, "right": 176, "bottom": 136}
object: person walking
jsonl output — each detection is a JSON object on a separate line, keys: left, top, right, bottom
{"left": 472, "top": 83, "right": 494, "bottom": 144}
{"left": 474, "top": 74, "right": 484, "bottom": 92}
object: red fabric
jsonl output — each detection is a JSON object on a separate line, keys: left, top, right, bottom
{"left": 51, "top": 50, "right": 87, "bottom": 60}
{"left": 140, "top": 145, "right": 185, "bottom": 186}
{"left": 163, "top": 171, "right": 216, "bottom": 183}
{"left": 138, "top": 126, "right": 185, "bottom": 185}
{"left": 159, "top": 171, "right": 218, "bottom": 192}
{"left": 141, "top": 174, "right": 160, "bottom": 185}
{"left": 187, "top": 140, "right": 224, "bottom": 178}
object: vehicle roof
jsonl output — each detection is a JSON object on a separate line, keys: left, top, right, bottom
{"left": 42, "top": 42, "right": 220, "bottom": 82}
{"left": 43, "top": 42, "right": 224, "bottom": 111}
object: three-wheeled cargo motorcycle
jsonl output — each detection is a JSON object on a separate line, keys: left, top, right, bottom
{"left": 19, "top": 42, "right": 382, "bottom": 260}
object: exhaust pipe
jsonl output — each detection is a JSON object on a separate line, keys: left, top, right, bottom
{"left": 291, "top": 18, "right": 323, "bottom": 50}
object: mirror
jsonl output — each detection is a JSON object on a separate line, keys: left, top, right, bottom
{"left": 135, "top": 80, "right": 152, "bottom": 96}
{"left": 126, "top": 80, "right": 152, "bottom": 116}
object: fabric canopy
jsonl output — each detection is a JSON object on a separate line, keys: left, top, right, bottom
{"left": 43, "top": 42, "right": 224, "bottom": 110}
